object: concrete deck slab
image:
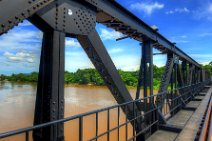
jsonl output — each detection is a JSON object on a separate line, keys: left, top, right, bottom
{"left": 167, "top": 110, "right": 193, "bottom": 128}
{"left": 193, "top": 96, "right": 205, "bottom": 100}
{"left": 175, "top": 87, "right": 212, "bottom": 141}
{"left": 147, "top": 130, "right": 178, "bottom": 141}
{"left": 185, "top": 101, "right": 201, "bottom": 109}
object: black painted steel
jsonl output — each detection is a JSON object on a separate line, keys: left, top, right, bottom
{"left": 33, "top": 30, "right": 65, "bottom": 141}
{"left": 77, "top": 29, "right": 142, "bottom": 133}
{"left": 0, "top": 0, "right": 201, "bottom": 68}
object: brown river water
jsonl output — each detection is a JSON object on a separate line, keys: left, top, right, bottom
{"left": 0, "top": 82, "right": 158, "bottom": 141}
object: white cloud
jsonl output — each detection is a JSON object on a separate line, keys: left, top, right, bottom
{"left": 193, "top": 3, "right": 212, "bottom": 21}
{"left": 130, "top": 2, "right": 164, "bottom": 15}
{"left": 27, "top": 58, "right": 34, "bottom": 63}
{"left": 99, "top": 28, "right": 123, "bottom": 40}
{"left": 153, "top": 55, "right": 167, "bottom": 67}
{"left": 0, "top": 28, "right": 42, "bottom": 53}
{"left": 166, "top": 7, "right": 190, "bottom": 15}
{"left": 190, "top": 54, "right": 212, "bottom": 64}
{"left": 108, "top": 48, "right": 123, "bottom": 54}
{"left": 19, "top": 20, "right": 33, "bottom": 26}
{"left": 199, "top": 32, "right": 212, "bottom": 37}
{"left": 169, "top": 35, "right": 190, "bottom": 43}
{"left": 151, "top": 25, "right": 158, "bottom": 31}
{"left": 200, "top": 61, "right": 212, "bottom": 65}
{"left": 4, "top": 51, "right": 35, "bottom": 63}
{"left": 111, "top": 54, "right": 140, "bottom": 71}
{"left": 209, "top": 3, "right": 212, "bottom": 12}
{"left": 65, "top": 38, "right": 81, "bottom": 47}
{"left": 65, "top": 50, "right": 94, "bottom": 72}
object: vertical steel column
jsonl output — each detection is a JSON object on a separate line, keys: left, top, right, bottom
{"left": 170, "top": 65, "right": 174, "bottom": 115}
{"left": 135, "top": 40, "right": 153, "bottom": 140}
{"left": 200, "top": 69, "right": 203, "bottom": 82}
{"left": 135, "top": 43, "right": 144, "bottom": 100}
{"left": 142, "top": 40, "right": 153, "bottom": 99}
{"left": 33, "top": 30, "right": 65, "bottom": 141}
{"left": 182, "top": 61, "right": 187, "bottom": 85}
{"left": 177, "top": 63, "right": 184, "bottom": 88}
{"left": 189, "top": 64, "right": 193, "bottom": 85}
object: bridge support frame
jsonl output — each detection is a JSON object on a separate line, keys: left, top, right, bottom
{"left": 33, "top": 30, "right": 65, "bottom": 141}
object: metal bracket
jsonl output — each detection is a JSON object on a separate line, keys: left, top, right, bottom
{"left": 37, "top": 0, "right": 96, "bottom": 35}
{"left": 0, "top": 0, "right": 54, "bottom": 35}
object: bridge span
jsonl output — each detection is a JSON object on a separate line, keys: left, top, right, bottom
{"left": 0, "top": 0, "right": 211, "bottom": 141}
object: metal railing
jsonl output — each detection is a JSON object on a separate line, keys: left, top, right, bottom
{"left": 0, "top": 81, "right": 210, "bottom": 141}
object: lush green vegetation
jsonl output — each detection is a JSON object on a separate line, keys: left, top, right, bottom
{"left": 0, "top": 66, "right": 164, "bottom": 89}
{"left": 1, "top": 62, "right": 211, "bottom": 89}
{"left": 202, "top": 61, "right": 212, "bottom": 75}
{"left": 0, "top": 72, "right": 38, "bottom": 82}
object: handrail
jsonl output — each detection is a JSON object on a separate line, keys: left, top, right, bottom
{"left": 0, "top": 81, "right": 210, "bottom": 140}
{"left": 199, "top": 88, "right": 212, "bottom": 141}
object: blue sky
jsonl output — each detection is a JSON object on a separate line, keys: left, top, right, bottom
{"left": 0, "top": 0, "right": 212, "bottom": 75}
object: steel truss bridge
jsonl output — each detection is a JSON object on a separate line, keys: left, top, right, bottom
{"left": 0, "top": 0, "right": 211, "bottom": 141}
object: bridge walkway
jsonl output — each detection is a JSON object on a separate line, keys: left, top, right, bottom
{"left": 147, "top": 86, "right": 212, "bottom": 141}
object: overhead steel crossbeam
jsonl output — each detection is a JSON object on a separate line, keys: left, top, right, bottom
{"left": 84, "top": 0, "right": 201, "bottom": 68}
{"left": 0, "top": 0, "right": 200, "bottom": 68}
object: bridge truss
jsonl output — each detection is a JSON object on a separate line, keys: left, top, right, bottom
{"left": 0, "top": 0, "right": 211, "bottom": 141}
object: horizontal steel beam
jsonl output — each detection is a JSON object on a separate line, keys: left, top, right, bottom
{"left": 85, "top": 0, "right": 201, "bottom": 68}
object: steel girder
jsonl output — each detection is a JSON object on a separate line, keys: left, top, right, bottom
{"left": 181, "top": 61, "right": 188, "bottom": 85}
{"left": 0, "top": 0, "right": 143, "bottom": 138}
{"left": 177, "top": 64, "right": 185, "bottom": 87}
{"left": 77, "top": 29, "right": 143, "bottom": 133}
{"left": 0, "top": 0, "right": 54, "bottom": 35}
{"left": 158, "top": 54, "right": 175, "bottom": 93}
{"left": 84, "top": 0, "right": 201, "bottom": 68}
{"left": 0, "top": 0, "right": 201, "bottom": 68}
{"left": 34, "top": 30, "right": 65, "bottom": 141}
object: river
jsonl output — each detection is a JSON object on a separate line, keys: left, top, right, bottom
{"left": 0, "top": 81, "right": 157, "bottom": 141}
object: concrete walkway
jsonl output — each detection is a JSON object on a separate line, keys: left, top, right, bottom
{"left": 147, "top": 86, "right": 212, "bottom": 141}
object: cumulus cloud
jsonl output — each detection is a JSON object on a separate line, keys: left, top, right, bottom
{"left": 166, "top": 7, "right": 190, "bottom": 15}
{"left": 130, "top": 2, "right": 164, "bottom": 15}
{"left": 0, "top": 28, "right": 42, "bottom": 53}
{"left": 110, "top": 54, "right": 140, "bottom": 71}
{"left": 4, "top": 51, "right": 35, "bottom": 63}
{"left": 99, "top": 28, "right": 123, "bottom": 40}
{"left": 65, "top": 38, "right": 81, "bottom": 47}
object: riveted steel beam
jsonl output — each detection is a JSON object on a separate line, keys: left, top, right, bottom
{"left": 0, "top": 0, "right": 55, "bottom": 35}
{"left": 77, "top": 29, "right": 142, "bottom": 133}
{"left": 158, "top": 54, "right": 175, "bottom": 93}
{"left": 33, "top": 30, "right": 65, "bottom": 141}
{"left": 84, "top": 0, "right": 201, "bottom": 68}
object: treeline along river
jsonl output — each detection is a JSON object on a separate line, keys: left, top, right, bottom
{"left": 0, "top": 66, "right": 165, "bottom": 89}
